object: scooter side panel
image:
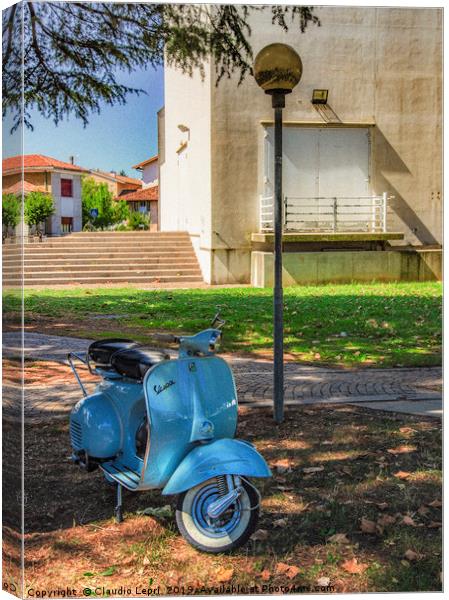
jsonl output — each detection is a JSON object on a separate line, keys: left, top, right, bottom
{"left": 162, "top": 438, "right": 272, "bottom": 495}
{"left": 141, "top": 357, "right": 238, "bottom": 489}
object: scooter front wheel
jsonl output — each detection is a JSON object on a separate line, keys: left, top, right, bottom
{"left": 176, "top": 477, "right": 259, "bottom": 553}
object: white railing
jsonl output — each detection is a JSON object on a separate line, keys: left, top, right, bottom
{"left": 260, "top": 193, "right": 390, "bottom": 233}
{"left": 260, "top": 195, "right": 275, "bottom": 232}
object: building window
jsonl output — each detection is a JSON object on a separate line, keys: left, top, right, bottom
{"left": 61, "top": 178, "right": 73, "bottom": 197}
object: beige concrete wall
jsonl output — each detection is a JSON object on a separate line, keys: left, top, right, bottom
{"left": 252, "top": 249, "right": 442, "bottom": 287}
{"left": 3, "top": 172, "right": 49, "bottom": 191}
{"left": 161, "top": 6, "right": 442, "bottom": 284}
{"left": 211, "top": 6, "right": 442, "bottom": 283}
{"left": 89, "top": 172, "right": 117, "bottom": 195}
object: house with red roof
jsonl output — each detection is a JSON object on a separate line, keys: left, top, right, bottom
{"left": 132, "top": 155, "right": 158, "bottom": 187}
{"left": 88, "top": 168, "right": 142, "bottom": 197}
{"left": 2, "top": 154, "right": 89, "bottom": 235}
{"left": 112, "top": 154, "right": 160, "bottom": 229}
{"left": 115, "top": 186, "right": 159, "bottom": 230}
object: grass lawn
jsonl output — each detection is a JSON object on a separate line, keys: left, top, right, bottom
{"left": 3, "top": 403, "right": 441, "bottom": 594}
{"left": 4, "top": 282, "right": 441, "bottom": 368}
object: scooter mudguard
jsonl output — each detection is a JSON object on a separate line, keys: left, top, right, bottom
{"left": 161, "top": 438, "right": 272, "bottom": 495}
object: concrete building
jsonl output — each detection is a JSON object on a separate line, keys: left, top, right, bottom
{"left": 115, "top": 186, "right": 159, "bottom": 230}
{"left": 2, "top": 154, "right": 88, "bottom": 235}
{"left": 88, "top": 169, "right": 142, "bottom": 197}
{"left": 132, "top": 155, "right": 159, "bottom": 186}
{"left": 159, "top": 6, "right": 442, "bottom": 285}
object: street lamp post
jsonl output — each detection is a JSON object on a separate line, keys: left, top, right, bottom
{"left": 254, "top": 44, "right": 302, "bottom": 424}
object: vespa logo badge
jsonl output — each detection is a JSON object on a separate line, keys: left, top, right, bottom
{"left": 154, "top": 380, "right": 175, "bottom": 395}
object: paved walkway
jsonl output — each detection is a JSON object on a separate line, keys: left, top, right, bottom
{"left": 3, "top": 332, "right": 442, "bottom": 421}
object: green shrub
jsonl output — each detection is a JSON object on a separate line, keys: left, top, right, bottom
{"left": 24, "top": 192, "right": 54, "bottom": 236}
{"left": 2, "top": 193, "right": 21, "bottom": 234}
{"left": 128, "top": 211, "right": 150, "bottom": 230}
{"left": 81, "top": 177, "right": 115, "bottom": 228}
{"left": 112, "top": 200, "right": 130, "bottom": 224}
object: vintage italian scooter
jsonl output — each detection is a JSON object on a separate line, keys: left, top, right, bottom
{"left": 68, "top": 314, "right": 271, "bottom": 553}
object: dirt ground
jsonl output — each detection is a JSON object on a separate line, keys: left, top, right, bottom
{"left": 2, "top": 402, "right": 442, "bottom": 596}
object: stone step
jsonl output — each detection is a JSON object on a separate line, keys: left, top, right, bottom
{"left": 2, "top": 231, "right": 203, "bottom": 286}
{"left": 23, "top": 268, "right": 202, "bottom": 280}
{"left": 6, "top": 263, "right": 202, "bottom": 275}
{"left": 67, "top": 231, "right": 189, "bottom": 237}
{"left": 3, "top": 254, "right": 198, "bottom": 264}
{"left": 14, "top": 241, "right": 194, "bottom": 250}
{"left": 3, "top": 274, "right": 204, "bottom": 285}
{"left": 3, "top": 264, "right": 200, "bottom": 275}
{"left": 3, "top": 257, "right": 199, "bottom": 269}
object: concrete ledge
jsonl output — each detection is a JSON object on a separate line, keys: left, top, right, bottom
{"left": 251, "top": 249, "right": 442, "bottom": 287}
{"left": 251, "top": 232, "right": 405, "bottom": 243}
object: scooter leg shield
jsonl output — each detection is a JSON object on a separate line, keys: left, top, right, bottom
{"left": 162, "top": 438, "right": 272, "bottom": 496}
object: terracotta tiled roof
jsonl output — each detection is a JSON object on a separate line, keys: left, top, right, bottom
{"left": 2, "top": 180, "right": 47, "bottom": 195}
{"left": 89, "top": 169, "right": 142, "bottom": 187}
{"left": 116, "top": 186, "right": 158, "bottom": 202}
{"left": 132, "top": 155, "right": 158, "bottom": 170}
{"left": 3, "top": 154, "right": 87, "bottom": 174}
{"left": 117, "top": 175, "right": 142, "bottom": 186}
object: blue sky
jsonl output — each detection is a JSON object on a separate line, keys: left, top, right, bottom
{"left": 4, "top": 65, "right": 164, "bottom": 177}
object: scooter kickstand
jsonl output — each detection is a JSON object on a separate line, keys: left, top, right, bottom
{"left": 115, "top": 483, "right": 124, "bottom": 523}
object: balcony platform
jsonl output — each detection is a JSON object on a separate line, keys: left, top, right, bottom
{"left": 251, "top": 231, "right": 405, "bottom": 253}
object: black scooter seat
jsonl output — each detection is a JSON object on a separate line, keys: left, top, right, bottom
{"left": 88, "top": 338, "right": 138, "bottom": 368}
{"left": 111, "top": 347, "right": 169, "bottom": 380}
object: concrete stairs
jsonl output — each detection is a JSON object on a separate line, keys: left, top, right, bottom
{"left": 2, "top": 231, "right": 204, "bottom": 286}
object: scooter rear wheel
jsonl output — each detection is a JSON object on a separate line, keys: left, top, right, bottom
{"left": 176, "top": 477, "right": 259, "bottom": 553}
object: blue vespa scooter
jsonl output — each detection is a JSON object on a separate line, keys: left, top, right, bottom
{"left": 68, "top": 314, "right": 271, "bottom": 553}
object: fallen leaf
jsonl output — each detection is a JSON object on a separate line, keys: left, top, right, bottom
{"left": 360, "top": 517, "right": 377, "bottom": 534}
{"left": 404, "top": 549, "right": 419, "bottom": 562}
{"left": 303, "top": 466, "right": 324, "bottom": 474}
{"left": 399, "top": 427, "right": 417, "bottom": 434}
{"left": 260, "top": 569, "right": 271, "bottom": 581}
{"left": 394, "top": 471, "right": 411, "bottom": 480}
{"left": 427, "top": 499, "right": 442, "bottom": 508}
{"left": 377, "top": 514, "right": 396, "bottom": 527}
{"left": 377, "top": 502, "right": 389, "bottom": 511}
{"left": 387, "top": 446, "right": 416, "bottom": 455}
{"left": 276, "top": 562, "right": 290, "bottom": 575}
{"left": 272, "top": 459, "right": 294, "bottom": 473}
{"left": 327, "top": 533, "right": 350, "bottom": 544}
{"left": 285, "top": 565, "right": 300, "bottom": 580}
{"left": 342, "top": 558, "right": 368, "bottom": 574}
{"left": 275, "top": 562, "right": 300, "bottom": 578}
{"left": 402, "top": 515, "right": 416, "bottom": 527}
{"left": 216, "top": 567, "right": 234, "bottom": 583}
{"left": 428, "top": 521, "right": 442, "bottom": 528}
{"left": 417, "top": 505, "right": 430, "bottom": 516}
{"left": 273, "top": 518, "right": 288, "bottom": 528}
{"left": 316, "top": 577, "right": 330, "bottom": 587}
{"left": 340, "top": 466, "right": 353, "bottom": 476}
{"left": 138, "top": 505, "right": 173, "bottom": 518}
{"left": 314, "top": 353, "right": 321, "bottom": 360}
{"left": 251, "top": 529, "right": 268, "bottom": 541}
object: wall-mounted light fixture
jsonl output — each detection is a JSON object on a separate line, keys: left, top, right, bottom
{"left": 311, "top": 89, "right": 328, "bottom": 104}
{"left": 177, "top": 124, "right": 190, "bottom": 132}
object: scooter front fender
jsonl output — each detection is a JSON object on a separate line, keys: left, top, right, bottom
{"left": 162, "top": 438, "right": 271, "bottom": 495}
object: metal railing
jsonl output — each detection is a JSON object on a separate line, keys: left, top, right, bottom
{"left": 260, "top": 193, "right": 390, "bottom": 233}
